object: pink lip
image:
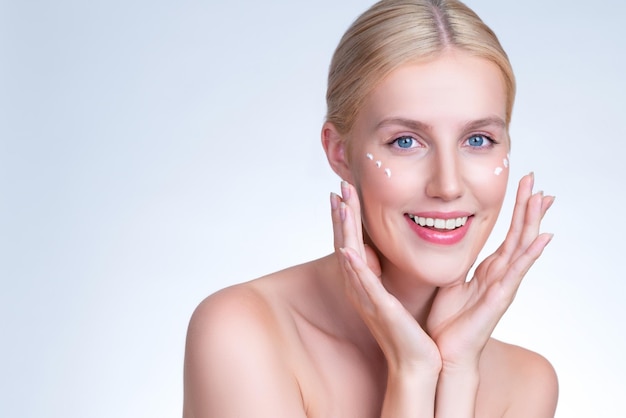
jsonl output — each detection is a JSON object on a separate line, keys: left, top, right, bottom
{"left": 405, "top": 213, "right": 473, "bottom": 246}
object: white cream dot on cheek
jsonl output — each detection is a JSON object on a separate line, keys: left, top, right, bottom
{"left": 365, "top": 152, "right": 393, "bottom": 179}
{"left": 494, "top": 167, "right": 503, "bottom": 176}
{"left": 503, "top": 158, "right": 509, "bottom": 168}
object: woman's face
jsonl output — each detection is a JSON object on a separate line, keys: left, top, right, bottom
{"left": 346, "top": 50, "right": 510, "bottom": 286}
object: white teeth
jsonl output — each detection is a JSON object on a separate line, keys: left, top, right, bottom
{"left": 409, "top": 214, "right": 468, "bottom": 230}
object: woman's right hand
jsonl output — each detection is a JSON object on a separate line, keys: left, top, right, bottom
{"left": 330, "top": 181, "right": 441, "bottom": 376}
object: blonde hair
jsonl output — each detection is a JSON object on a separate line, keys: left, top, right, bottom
{"left": 326, "top": 0, "right": 515, "bottom": 136}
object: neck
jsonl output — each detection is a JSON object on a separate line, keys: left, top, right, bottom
{"left": 378, "top": 259, "right": 439, "bottom": 326}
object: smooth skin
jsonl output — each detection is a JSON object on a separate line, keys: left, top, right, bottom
{"left": 183, "top": 50, "right": 558, "bottom": 417}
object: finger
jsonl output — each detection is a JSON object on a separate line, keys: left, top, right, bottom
{"left": 341, "top": 181, "right": 366, "bottom": 257}
{"left": 341, "top": 246, "right": 389, "bottom": 308}
{"left": 363, "top": 244, "right": 382, "bottom": 278}
{"left": 474, "top": 232, "right": 553, "bottom": 334}
{"left": 512, "top": 190, "right": 544, "bottom": 259}
{"left": 498, "top": 173, "right": 534, "bottom": 258}
{"left": 340, "top": 199, "right": 365, "bottom": 260}
{"left": 330, "top": 192, "right": 344, "bottom": 252}
{"left": 340, "top": 248, "right": 372, "bottom": 310}
{"left": 541, "top": 195, "right": 555, "bottom": 220}
{"left": 474, "top": 191, "right": 551, "bottom": 290}
{"left": 500, "top": 232, "right": 553, "bottom": 300}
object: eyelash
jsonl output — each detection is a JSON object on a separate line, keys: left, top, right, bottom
{"left": 390, "top": 135, "right": 421, "bottom": 150}
{"left": 463, "top": 133, "right": 499, "bottom": 149}
{"left": 388, "top": 133, "right": 500, "bottom": 151}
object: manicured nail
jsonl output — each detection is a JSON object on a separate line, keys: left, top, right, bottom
{"left": 330, "top": 192, "right": 339, "bottom": 210}
{"left": 339, "top": 247, "right": 352, "bottom": 263}
{"left": 341, "top": 180, "right": 350, "bottom": 200}
{"left": 542, "top": 195, "right": 555, "bottom": 210}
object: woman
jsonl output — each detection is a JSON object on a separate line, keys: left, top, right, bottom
{"left": 183, "top": 0, "right": 558, "bottom": 416}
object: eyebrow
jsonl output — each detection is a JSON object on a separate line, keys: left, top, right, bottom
{"left": 375, "top": 117, "right": 432, "bottom": 132}
{"left": 375, "top": 116, "right": 507, "bottom": 133}
{"left": 462, "top": 116, "right": 507, "bottom": 132}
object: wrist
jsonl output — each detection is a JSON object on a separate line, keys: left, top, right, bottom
{"left": 439, "top": 361, "right": 480, "bottom": 385}
{"left": 387, "top": 355, "right": 443, "bottom": 380}
{"left": 440, "top": 358, "right": 480, "bottom": 374}
{"left": 435, "top": 367, "right": 480, "bottom": 418}
{"left": 438, "top": 365, "right": 480, "bottom": 387}
{"left": 383, "top": 367, "right": 440, "bottom": 418}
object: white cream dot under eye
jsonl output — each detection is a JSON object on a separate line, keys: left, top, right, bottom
{"left": 365, "top": 152, "right": 392, "bottom": 179}
{"left": 494, "top": 154, "right": 510, "bottom": 176}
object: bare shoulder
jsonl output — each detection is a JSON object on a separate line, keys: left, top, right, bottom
{"left": 183, "top": 279, "right": 306, "bottom": 418}
{"left": 479, "top": 338, "right": 559, "bottom": 418}
{"left": 187, "top": 281, "right": 284, "bottom": 339}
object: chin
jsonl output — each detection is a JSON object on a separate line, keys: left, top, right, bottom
{"left": 380, "top": 250, "right": 475, "bottom": 288}
{"left": 417, "top": 265, "right": 472, "bottom": 287}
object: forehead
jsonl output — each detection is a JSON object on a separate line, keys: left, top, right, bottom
{"left": 358, "top": 51, "right": 508, "bottom": 131}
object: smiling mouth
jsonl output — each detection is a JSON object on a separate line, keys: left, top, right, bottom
{"left": 407, "top": 214, "right": 469, "bottom": 231}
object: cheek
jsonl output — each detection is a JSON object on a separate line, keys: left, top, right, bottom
{"left": 465, "top": 151, "right": 510, "bottom": 205}
{"left": 356, "top": 152, "right": 414, "bottom": 209}
{"left": 492, "top": 152, "right": 510, "bottom": 177}
{"left": 356, "top": 150, "right": 511, "bottom": 208}
{"left": 365, "top": 152, "right": 392, "bottom": 178}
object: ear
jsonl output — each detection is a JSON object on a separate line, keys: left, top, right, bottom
{"left": 321, "top": 122, "right": 353, "bottom": 182}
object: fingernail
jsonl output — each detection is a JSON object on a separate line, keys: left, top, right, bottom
{"left": 545, "top": 195, "right": 556, "bottom": 210}
{"left": 339, "top": 247, "right": 352, "bottom": 263}
{"left": 340, "top": 202, "right": 347, "bottom": 221}
{"left": 341, "top": 180, "right": 350, "bottom": 200}
{"left": 534, "top": 191, "right": 544, "bottom": 208}
{"left": 529, "top": 172, "right": 535, "bottom": 189}
{"left": 330, "top": 192, "right": 339, "bottom": 210}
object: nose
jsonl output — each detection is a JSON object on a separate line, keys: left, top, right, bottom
{"left": 425, "top": 148, "right": 464, "bottom": 201}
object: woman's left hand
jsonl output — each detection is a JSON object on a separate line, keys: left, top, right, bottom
{"left": 426, "top": 173, "right": 554, "bottom": 370}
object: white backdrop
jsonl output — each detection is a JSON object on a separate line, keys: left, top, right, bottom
{"left": 1, "top": 0, "right": 625, "bottom": 417}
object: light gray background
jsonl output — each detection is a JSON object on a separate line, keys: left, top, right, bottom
{"left": 1, "top": 0, "right": 625, "bottom": 417}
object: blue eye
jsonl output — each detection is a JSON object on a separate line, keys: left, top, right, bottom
{"left": 394, "top": 136, "right": 416, "bottom": 149}
{"left": 466, "top": 134, "right": 492, "bottom": 148}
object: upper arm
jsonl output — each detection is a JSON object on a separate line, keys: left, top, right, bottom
{"left": 183, "top": 287, "right": 307, "bottom": 418}
{"left": 504, "top": 350, "right": 559, "bottom": 418}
